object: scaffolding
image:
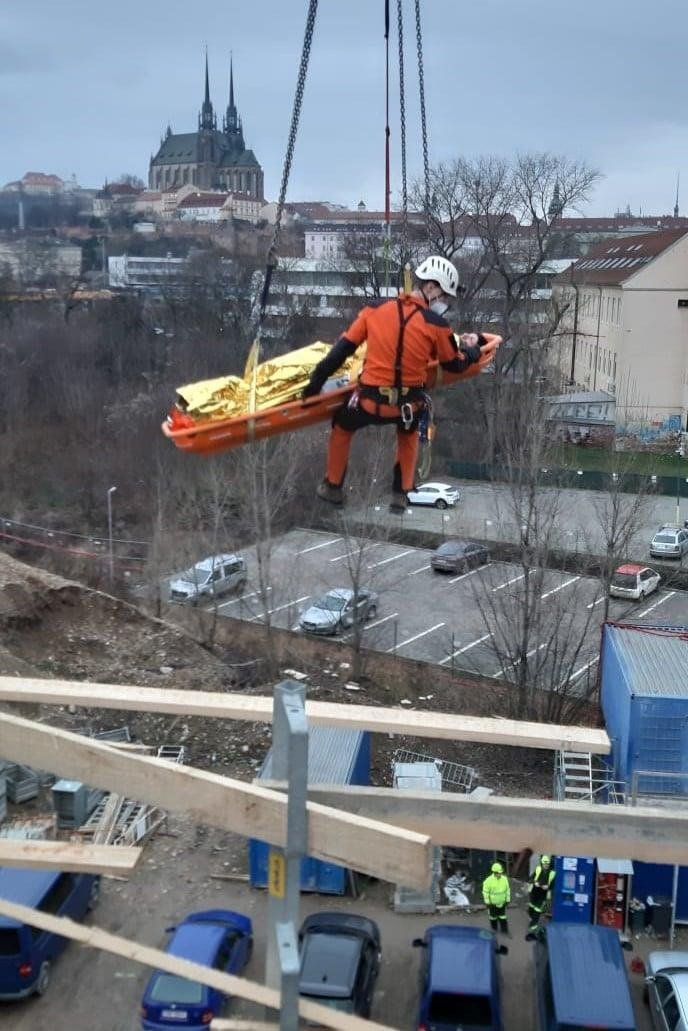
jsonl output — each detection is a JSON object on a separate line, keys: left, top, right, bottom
{"left": 553, "top": 750, "right": 626, "bottom": 804}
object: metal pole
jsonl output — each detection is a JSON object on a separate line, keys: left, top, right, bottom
{"left": 107, "top": 486, "right": 117, "bottom": 586}
{"left": 670, "top": 863, "right": 679, "bottom": 949}
{"left": 265, "top": 681, "right": 308, "bottom": 1031}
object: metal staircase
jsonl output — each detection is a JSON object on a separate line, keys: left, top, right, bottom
{"left": 554, "top": 751, "right": 626, "bottom": 804}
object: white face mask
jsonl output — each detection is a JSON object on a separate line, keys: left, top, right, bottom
{"left": 429, "top": 298, "right": 449, "bottom": 317}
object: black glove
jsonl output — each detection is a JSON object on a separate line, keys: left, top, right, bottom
{"left": 461, "top": 341, "right": 482, "bottom": 364}
{"left": 302, "top": 378, "right": 323, "bottom": 399}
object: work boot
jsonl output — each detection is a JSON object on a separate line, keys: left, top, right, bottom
{"left": 389, "top": 491, "right": 409, "bottom": 514}
{"left": 316, "top": 480, "right": 344, "bottom": 507}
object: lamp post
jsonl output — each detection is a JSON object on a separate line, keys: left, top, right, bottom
{"left": 107, "top": 486, "right": 117, "bottom": 586}
{"left": 676, "top": 440, "right": 686, "bottom": 526}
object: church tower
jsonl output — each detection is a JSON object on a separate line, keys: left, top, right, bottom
{"left": 197, "top": 50, "right": 217, "bottom": 186}
{"left": 223, "top": 56, "right": 245, "bottom": 151}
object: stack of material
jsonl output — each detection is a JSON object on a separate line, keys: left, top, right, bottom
{"left": 174, "top": 341, "right": 365, "bottom": 424}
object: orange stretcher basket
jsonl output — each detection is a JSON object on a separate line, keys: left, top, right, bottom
{"left": 161, "top": 382, "right": 355, "bottom": 456}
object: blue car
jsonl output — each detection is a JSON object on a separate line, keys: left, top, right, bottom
{"left": 140, "top": 909, "right": 253, "bottom": 1030}
{"left": 412, "top": 925, "right": 507, "bottom": 1031}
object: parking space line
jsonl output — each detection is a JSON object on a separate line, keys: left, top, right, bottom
{"left": 298, "top": 537, "right": 343, "bottom": 554}
{"left": 409, "top": 564, "right": 431, "bottom": 575}
{"left": 367, "top": 549, "right": 415, "bottom": 569}
{"left": 586, "top": 596, "right": 604, "bottom": 609}
{"left": 250, "top": 594, "right": 309, "bottom": 621}
{"left": 440, "top": 632, "right": 491, "bottom": 666}
{"left": 570, "top": 656, "right": 599, "bottom": 683}
{"left": 341, "top": 611, "right": 400, "bottom": 641}
{"left": 492, "top": 572, "right": 525, "bottom": 592}
{"left": 492, "top": 642, "right": 547, "bottom": 678}
{"left": 541, "top": 576, "right": 580, "bottom": 600}
{"left": 386, "top": 621, "right": 445, "bottom": 652}
{"left": 329, "top": 543, "right": 384, "bottom": 563}
{"left": 637, "top": 591, "right": 675, "bottom": 618}
{"left": 217, "top": 587, "right": 271, "bottom": 609}
{"left": 449, "top": 564, "right": 490, "bottom": 585}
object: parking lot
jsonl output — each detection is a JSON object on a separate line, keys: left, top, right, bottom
{"left": 210, "top": 528, "right": 688, "bottom": 685}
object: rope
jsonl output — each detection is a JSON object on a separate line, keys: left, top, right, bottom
{"left": 414, "top": 0, "right": 431, "bottom": 228}
{"left": 397, "top": 0, "right": 410, "bottom": 276}
{"left": 384, "top": 0, "right": 391, "bottom": 294}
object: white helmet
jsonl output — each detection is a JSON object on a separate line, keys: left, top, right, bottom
{"left": 415, "top": 255, "right": 459, "bottom": 297}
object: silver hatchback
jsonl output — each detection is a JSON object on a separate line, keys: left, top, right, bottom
{"left": 645, "top": 950, "right": 688, "bottom": 1031}
{"left": 650, "top": 525, "right": 688, "bottom": 559}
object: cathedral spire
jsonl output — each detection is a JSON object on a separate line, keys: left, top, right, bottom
{"left": 674, "top": 171, "right": 680, "bottom": 219}
{"left": 199, "top": 47, "right": 216, "bottom": 131}
{"left": 223, "top": 52, "right": 244, "bottom": 148}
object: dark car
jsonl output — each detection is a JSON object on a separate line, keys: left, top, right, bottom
{"left": 413, "top": 925, "right": 507, "bottom": 1031}
{"left": 431, "top": 540, "right": 489, "bottom": 574}
{"left": 298, "top": 912, "right": 381, "bottom": 1017}
{"left": 140, "top": 909, "right": 252, "bottom": 1030}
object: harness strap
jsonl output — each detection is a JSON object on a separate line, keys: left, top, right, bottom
{"left": 394, "top": 297, "right": 421, "bottom": 395}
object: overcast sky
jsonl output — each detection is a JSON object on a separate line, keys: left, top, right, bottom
{"left": 3, "top": 0, "right": 687, "bottom": 217}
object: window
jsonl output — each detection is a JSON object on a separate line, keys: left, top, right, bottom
{"left": 38, "top": 873, "right": 76, "bottom": 915}
{"left": 428, "top": 992, "right": 492, "bottom": 1025}
{"left": 0, "top": 930, "right": 20, "bottom": 955}
{"left": 662, "top": 992, "right": 680, "bottom": 1030}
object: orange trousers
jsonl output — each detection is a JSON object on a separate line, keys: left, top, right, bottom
{"left": 325, "top": 397, "right": 421, "bottom": 493}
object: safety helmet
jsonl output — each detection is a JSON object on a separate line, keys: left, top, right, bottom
{"left": 414, "top": 255, "right": 459, "bottom": 297}
{"left": 491, "top": 862, "right": 504, "bottom": 874}
{"left": 541, "top": 855, "right": 551, "bottom": 865}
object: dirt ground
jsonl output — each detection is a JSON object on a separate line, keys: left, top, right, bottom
{"left": 0, "top": 550, "right": 669, "bottom": 1029}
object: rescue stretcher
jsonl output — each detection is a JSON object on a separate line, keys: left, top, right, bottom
{"left": 162, "top": 334, "right": 501, "bottom": 457}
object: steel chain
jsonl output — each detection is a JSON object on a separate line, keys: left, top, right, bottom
{"left": 414, "top": 0, "right": 431, "bottom": 227}
{"left": 397, "top": 0, "right": 409, "bottom": 261}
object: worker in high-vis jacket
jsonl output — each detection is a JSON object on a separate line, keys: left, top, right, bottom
{"left": 482, "top": 861, "right": 511, "bottom": 937}
{"left": 526, "top": 854, "right": 555, "bottom": 937}
{"left": 303, "top": 256, "right": 496, "bottom": 514}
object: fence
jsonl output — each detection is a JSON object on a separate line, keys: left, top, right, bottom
{"left": 446, "top": 460, "right": 688, "bottom": 500}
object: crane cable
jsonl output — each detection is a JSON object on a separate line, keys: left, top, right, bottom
{"left": 246, "top": 0, "right": 318, "bottom": 409}
{"left": 396, "top": 0, "right": 412, "bottom": 292}
{"left": 383, "top": 0, "right": 392, "bottom": 295}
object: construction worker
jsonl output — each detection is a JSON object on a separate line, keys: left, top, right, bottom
{"left": 526, "top": 854, "right": 555, "bottom": 938}
{"left": 303, "top": 256, "right": 492, "bottom": 513}
{"left": 482, "top": 861, "right": 511, "bottom": 937}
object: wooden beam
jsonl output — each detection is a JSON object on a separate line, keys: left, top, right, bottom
{"left": 0, "top": 897, "right": 394, "bottom": 1031}
{"left": 297, "top": 785, "right": 688, "bottom": 866}
{"left": 0, "top": 839, "right": 141, "bottom": 875}
{"left": 211, "top": 1023, "right": 278, "bottom": 1030}
{"left": 0, "top": 711, "right": 430, "bottom": 890}
{"left": 0, "top": 676, "right": 610, "bottom": 753}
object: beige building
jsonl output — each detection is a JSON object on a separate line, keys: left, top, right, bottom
{"left": 553, "top": 229, "right": 688, "bottom": 439}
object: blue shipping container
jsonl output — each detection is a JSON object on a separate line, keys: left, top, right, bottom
{"left": 600, "top": 623, "right": 688, "bottom": 920}
{"left": 248, "top": 726, "right": 370, "bottom": 894}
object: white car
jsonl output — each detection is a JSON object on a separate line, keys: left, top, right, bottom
{"left": 645, "top": 950, "right": 688, "bottom": 1030}
{"left": 609, "top": 563, "right": 661, "bottom": 601}
{"left": 407, "top": 482, "right": 460, "bottom": 509}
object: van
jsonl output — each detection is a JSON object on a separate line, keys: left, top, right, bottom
{"left": 413, "top": 925, "right": 507, "bottom": 1031}
{"left": 534, "top": 923, "right": 635, "bottom": 1030}
{"left": 169, "top": 553, "right": 247, "bottom": 604}
{"left": 0, "top": 867, "right": 100, "bottom": 999}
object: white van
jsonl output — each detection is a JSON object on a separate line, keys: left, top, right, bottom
{"left": 169, "top": 553, "right": 247, "bottom": 604}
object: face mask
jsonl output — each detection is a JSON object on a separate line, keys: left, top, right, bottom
{"left": 429, "top": 298, "right": 449, "bottom": 316}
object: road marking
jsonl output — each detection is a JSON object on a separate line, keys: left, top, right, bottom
{"left": 367, "top": 548, "right": 415, "bottom": 569}
{"left": 492, "top": 572, "right": 525, "bottom": 592}
{"left": 329, "top": 542, "right": 384, "bottom": 563}
{"left": 541, "top": 576, "right": 580, "bottom": 600}
{"left": 341, "top": 611, "right": 399, "bottom": 641}
{"left": 586, "top": 596, "right": 605, "bottom": 609}
{"left": 409, "top": 564, "right": 431, "bottom": 575}
{"left": 216, "top": 587, "right": 271, "bottom": 609}
{"left": 386, "top": 621, "right": 445, "bottom": 653}
{"left": 637, "top": 591, "right": 676, "bottom": 618}
{"left": 250, "top": 595, "right": 310, "bottom": 621}
{"left": 449, "top": 564, "right": 490, "bottom": 585}
{"left": 570, "top": 657, "right": 599, "bottom": 682}
{"left": 298, "top": 537, "right": 343, "bottom": 554}
{"left": 440, "top": 632, "right": 491, "bottom": 666}
{"left": 492, "top": 642, "right": 547, "bottom": 678}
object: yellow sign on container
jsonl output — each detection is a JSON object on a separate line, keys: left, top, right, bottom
{"left": 268, "top": 849, "right": 286, "bottom": 898}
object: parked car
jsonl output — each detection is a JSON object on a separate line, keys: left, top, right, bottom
{"left": 533, "top": 923, "right": 635, "bottom": 1031}
{"left": 412, "top": 925, "right": 507, "bottom": 1031}
{"left": 140, "top": 909, "right": 252, "bottom": 1030}
{"left": 298, "top": 912, "right": 381, "bottom": 1017}
{"left": 650, "top": 524, "right": 688, "bottom": 559}
{"left": 0, "top": 868, "right": 100, "bottom": 999}
{"left": 431, "top": 540, "right": 489, "bottom": 574}
{"left": 645, "top": 949, "right": 688, "bottom": 1031}
{"left": 609, "top": 563, "right": 661, "bottom": 601}
{"left": 407, "top": 482, "right": 461, "bottom": 509}
{"left": 169, "top": 554, "right": 247, "bottom": 604}
{"left": 299, "top": 588, "right": 378, "bottom": 635}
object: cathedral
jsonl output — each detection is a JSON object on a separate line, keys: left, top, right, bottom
{"left": 148, "top": 56, "right": 264, "bottom": 199}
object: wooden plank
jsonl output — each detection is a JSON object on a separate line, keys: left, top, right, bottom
{"left": 0, "top": 711, "right": 430, "bottom": 890}
{"left": 0, "top": 839, "right": 141, "bottom": 875}
{"left": 0, "top": 676, "right": 610, "bottom": 753}
{"left": 0, "top": 897, "right": 394, "bottom": 1031}
{"left": 91, "top": 793, "right": 124, "bottom": 846}
{"left": 297, "top": 784, "right": 688, "bottom": 866}
{"left": 211, "top": 1023, "right": 278, "bottom": 1031}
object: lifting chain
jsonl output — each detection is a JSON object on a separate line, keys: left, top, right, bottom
{"left": 255, "top": 0, "right": 318, "bottom": 329}
{"left": 396, "top": 0, "right": 409, "bottom": 264}
{"left": 414, "top": 0, "right": 431, "bottom": 227}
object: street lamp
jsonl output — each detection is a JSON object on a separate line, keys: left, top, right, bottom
{"left": 107, "top": 486, "right": 117, "bottom": 585}
{"left": 676, "top": 440, "right": 686, "bottom": 525}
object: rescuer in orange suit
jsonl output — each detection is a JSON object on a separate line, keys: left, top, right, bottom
{"left": 303, "top": 255, "right": 501, "bottom": 512}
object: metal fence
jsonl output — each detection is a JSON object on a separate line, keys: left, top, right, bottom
{"left": 446, "top": 460, "right": 688, "bottom": 500}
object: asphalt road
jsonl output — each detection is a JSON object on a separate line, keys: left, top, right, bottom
{"left": 207, "top": 528, "right": 688, "bottom": 687}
